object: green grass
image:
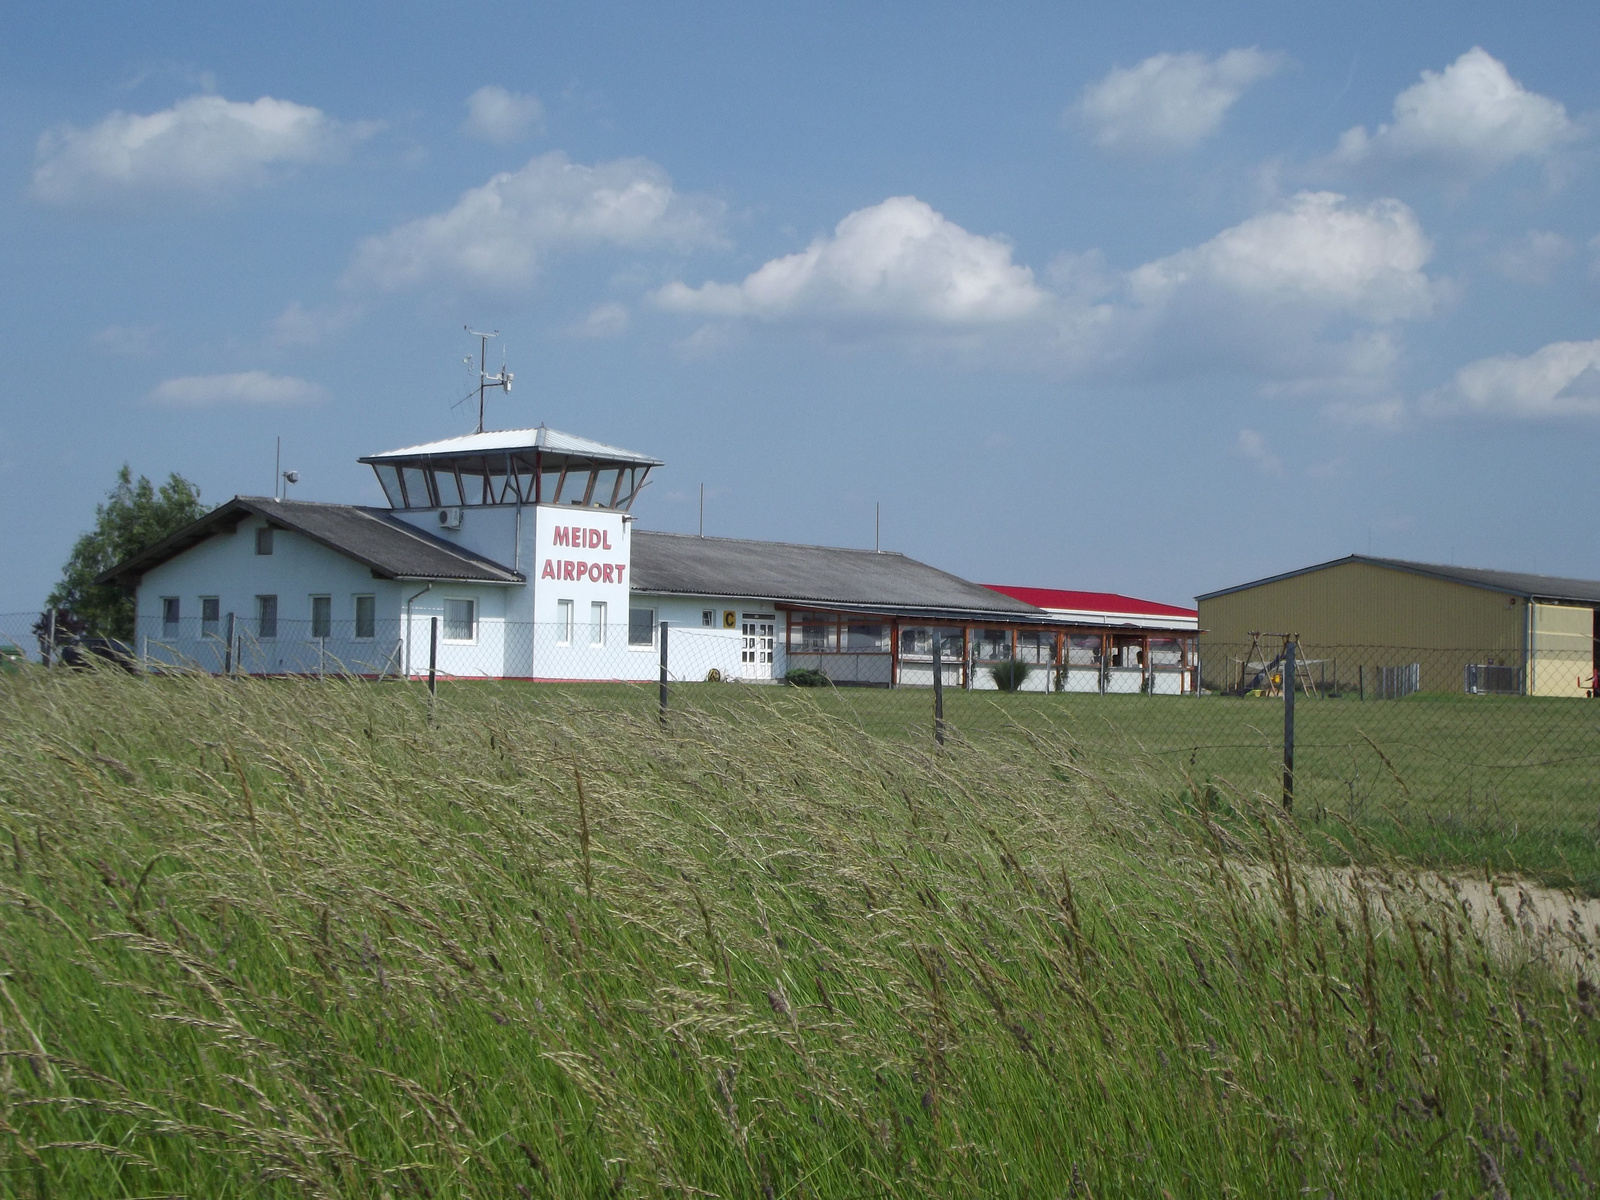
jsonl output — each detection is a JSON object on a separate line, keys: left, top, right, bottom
{"left": 466, "top": 680, "right": 1600, "bottom": 892}
{"left": 2, "top": 667, "right": 1598, "bottom": 1196}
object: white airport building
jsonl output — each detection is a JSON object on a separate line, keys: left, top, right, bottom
{"left": 100, "top": 426, "right": 1198, "bottom": 691}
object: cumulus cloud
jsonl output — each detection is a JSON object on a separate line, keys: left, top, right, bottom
{"left": 1490, "top": 230, "right": 1575, "bottom": 284}
{"left": 346, "top": 152, "right": 724, "bottom": 292}
{"left": 148, "top": 371, "right": 325, "bottom": 407}
{"left": 1127, "top": 190, "right": 1437, "bottom": 322}
{"left": 1424, "top": 339, "right": 1600, "bottom": 419}
{"left": 462, "top": 86, "right": 544, "bottom": 143}
{"left": 1070, "top": 48, "right": 1287, "bottom": 153}
{"left": 31, "top": 94, "right": 377, "bottom": 207}
{"left": 656, "top": 196, "right": 1047, "bottom": 325}
{"left": 652, "top": 189, "right": 1438, "bottom": 399}
{"left": 1328, "top": 48, "right": 1577, "bottom": 181}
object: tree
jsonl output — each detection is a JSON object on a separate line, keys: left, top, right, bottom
{"left": 46, "top": 465, "right": 205, "bottom": 639}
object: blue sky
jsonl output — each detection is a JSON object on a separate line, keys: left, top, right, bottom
{"left": 4, "top": 1, "right": 1599, "bottom": 613}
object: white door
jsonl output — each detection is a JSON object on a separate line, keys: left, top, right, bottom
{"left": 741, "top": 614, "right": 775, "bottom": 679}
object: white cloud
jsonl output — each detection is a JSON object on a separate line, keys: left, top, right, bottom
{"left": 1127, "top": 190, "right": 1438, "bottom": 322}
{"left": 346, "top": 152, "right": 724, "bottom": 292}
{"left": 270, "top": 300, "right": 365, "bottom": 347}
{"left": 1328, "top": 48, "right": 1577, "bottom": 181}
{"left": 1424, "top": 339, "right": 1600, "bottom": 419}
{"left": 462, "top": 86, "right": 544, "bottom": 143}
{"left": 567, "top": 301, "right": 630, "bottom": 338}
{"left": 1490, "top": 230, "right": 1574, "bottom": 284}
{"left": 31, "top": 94, "right": 377, "bottom": 207}
{"left": 148, "top": 371, "right": 325, "bottom": 407}
{"left": 1236, "top": 429, "right": 1283, "bottom": 475}
{"left": 1070, "top": 48, "right": 1287, "bottom": 153}
{"left": 656, "top": 196, "right": 1046, "bottom": 325}
{"left": 91, "top": 324, "right": 159, "bottom": 356}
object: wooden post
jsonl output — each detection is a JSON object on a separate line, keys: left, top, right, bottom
{"left": 45, "top": 609, "right": 56, "bottom": 668}
{"left": 428, "top": 617, "right": 438, "bottom": 697}
{"left": 658, "top": 621, "right": 669, "bottom": 722}
{"left": 224, "top": 612, "right": 234, "bottom": 676}
{"left": 1358, "top": 664, "right": 1365, "bottom": 702}
{"left": 933, "top": 629, "right": 946, "bottom": 745}
{"left": 1282, "top": 641, "right": 1297, "bottom": 812}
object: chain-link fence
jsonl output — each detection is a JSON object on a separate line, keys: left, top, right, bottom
{"left": 5, "top": 611, "right": 1598, "bottom": 888}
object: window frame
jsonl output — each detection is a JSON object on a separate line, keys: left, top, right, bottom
{"left": 161, "top": 596, "right": 180, "bottom": 637}
{"left": 353, "top": 595, "right": 376, "bottom": 641}
{"left": 255, "top": 526, "right": 274, "bottom": 555}
{"left": 556, "top": 599, "right": 574, "bottom": 646}
{"left": 441, "top": 598, "right": 477, "bottom": 644}
{"left": 628, "top": 607, "right": 656, "bottom": 648}
{"left": 590, "top": 600, "right": 607, "bottom": 647}
{"left": 200, "top": 596, "right": 220, "bottom": 638}
{"left": 310, "top": 595, "right": 332, "bottom": 640}
{"left": 256, "top": 594, "right": 279, "bottom": 640}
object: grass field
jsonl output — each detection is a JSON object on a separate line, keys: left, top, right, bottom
{"left": 460, "top": 679, "right": 1600, "bottom": 894}
{"left": 2, "top": 666, "right": 1598, "bottom": 1195}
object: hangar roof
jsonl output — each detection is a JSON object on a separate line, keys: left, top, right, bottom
{"left": 1196, "top": 554, "right": 1600, "bottom": 607}
{"left": 985, "top": 584, "right": 1197, "bottom": 624}
{"left": 95, "top": 497, "right": 524, "bottom": 586}
{"left": 632, "top": 531, "right": 1052, "bottom": 623}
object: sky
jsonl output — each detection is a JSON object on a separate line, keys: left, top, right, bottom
{"left": 3, "top": 1, "right": 1599, "bottom": 614}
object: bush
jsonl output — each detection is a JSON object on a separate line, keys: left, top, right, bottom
{"left": 990, "top": 659, "right": 1031, "bottom": 691}
{"left": 785, "top": 667, "right": 831, "bottom": 687}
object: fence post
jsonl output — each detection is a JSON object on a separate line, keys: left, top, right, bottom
{"left": 933, "top": 632, "right": 946, "bottom": 745}
{"left": 45, "top": 609, "right": 56, "bottom": 668}
{"left": 659, "top": 621, "right": 669, "bottom": 722}
{"left": 224, "top": 612, "right": 234, "bottom": 676}
{"left": 1358, "top": 664, "right": 1364, "bottom": 702}
{"left": 428, "top": 617, "right": 438, "bottom": 697}
{"left": 1282, "top": 640, "right": 1297, "bottom": 812}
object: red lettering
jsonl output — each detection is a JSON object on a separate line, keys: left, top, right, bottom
{"left": 563, "top": 560, "right": 574, "bottom": 581}
{"left": 587, "top": 528, "right": 599, "bottom": 549}
{"left": 553, "top": 526, "right": 571, "bottom": 547}
{"left": 603, "top": 530, "right": 612, "bottom": 550}
{"left": 577, "top": 562, "right": 590, "bottom": 581}
{"left": 617, "top": 564, "right": 626, "bottom": 587}
{"left": 541, "top": 558, "right": 555, "bottom": 579}
{"left": 602, "top": 563, "right": 614, "bottom": 583}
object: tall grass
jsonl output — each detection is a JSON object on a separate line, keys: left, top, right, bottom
{"left": 0, "top": 668, "right": 1596, "bottom": 1197}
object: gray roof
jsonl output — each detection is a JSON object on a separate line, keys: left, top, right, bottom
{"left": 631, "top": 530, "right": 1051, "bottom": 622}
{"left": 360, "top": 426, "right": 661, "bottom": 467}
{"left": 1197, "top": 554, "right": 1600, "bottom": 606}
{"left": 96, "top": 497, "right": 523, "bottom": 586}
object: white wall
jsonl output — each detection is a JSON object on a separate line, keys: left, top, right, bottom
{"left": 630, "top": 594, "right": 781, "bottom": 684}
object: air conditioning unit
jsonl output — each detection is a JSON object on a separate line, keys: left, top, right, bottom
{"left": 437, "top": 507, "right": 464, "bottom": 530}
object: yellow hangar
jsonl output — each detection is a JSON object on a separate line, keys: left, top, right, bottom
{"left": 1196, "top": 555, "right": 1600, "bottom": 698}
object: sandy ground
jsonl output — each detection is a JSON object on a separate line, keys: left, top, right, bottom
{"left": 1230, "top": 861, "right": 1600, "bottom": 981}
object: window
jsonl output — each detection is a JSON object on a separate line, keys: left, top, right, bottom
{"left": 845, "top": 622, "right": 888, "bottom": 652}
{"left": 590, "top": 601, "right": 607, "bottom": 646}
{"left": 557, "top": 600, "right": 574, "bottom": 645}
{"left": 311, "top": 596, "right": 332, "bottom": 639}
{"left": 354, "top": 595, "right": 375, "bottom": 640}
{"left": 701, "top": 609, "right": 714, "bottom": 627}
{"left": 790, "top": 612, "right": 837, "bottom": 653}
{"left": 257, "top": 595, "right": 278, "bottom": 639}
{"left": 255, "top": 526, "right": 274, "bottom": 555}
{"left": 1017, "top": 631, "right": 1054, "bottom": 664}
{"left": 443, "top": 598, "right": 476, "bottom": 642}
{"left": 201, "top": 597, "right": 220, "bottom": 637}
{"left": 373, "top": 464, "right": 404, "bottom": 508}
{"left": 162, "top": 597, "right": 180, "bottom": 637}
{"left": 629, "top": 607, "right": 655, "bottom": 647}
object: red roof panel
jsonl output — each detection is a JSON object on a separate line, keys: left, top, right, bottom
{"left": 984, "top": 584, "right": 1196, "bottom": 619}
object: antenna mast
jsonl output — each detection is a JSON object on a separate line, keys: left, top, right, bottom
{"left": 464, "top": 326, "right": 514, "bottom": 434}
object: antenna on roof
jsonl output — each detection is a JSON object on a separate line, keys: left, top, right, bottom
{"left": 464, "top": 326, "right": 514, "bottom": 434}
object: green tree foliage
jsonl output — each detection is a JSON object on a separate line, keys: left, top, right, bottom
{"left": 47, "top": 465, "right": 205, "bottom": 638}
